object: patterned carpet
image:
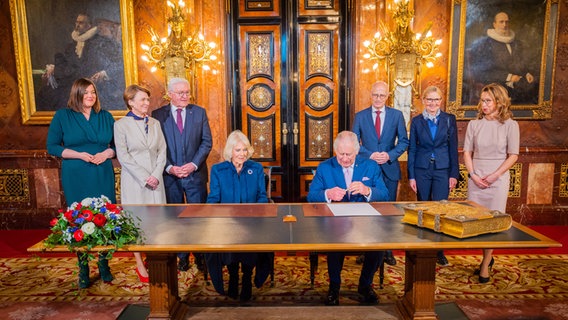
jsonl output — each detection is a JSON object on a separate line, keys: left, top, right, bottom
{"left": 0, "top": 254, "right": 567, "bottom": 319}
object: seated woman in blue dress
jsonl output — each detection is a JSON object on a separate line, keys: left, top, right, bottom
{"left": 206, "top": 130, "right": 269, "bottom": 301}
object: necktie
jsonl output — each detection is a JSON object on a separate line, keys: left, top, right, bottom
{"left": 344, "top": 167, "right": 352, "bottom": 200}
{"left": 375, "top": 110, "right": 381, "bottom": 140}
{"left": 176, "top": 108, "right": 183, "bottom": 133}
{"left": 344, "top": 167, "right": 352, "bottom": 187}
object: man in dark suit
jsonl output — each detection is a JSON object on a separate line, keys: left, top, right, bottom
{"left": 152, "top": 77, "right": 212, "bottom": 271}
{"left": 307, "top": 131, "right": 389, "bottom": 306}
{"left": 468, "top": 11, "right": 538, "bottom": 104}
{"left": 352, "top": 80, "right": 409, "bottom": 266}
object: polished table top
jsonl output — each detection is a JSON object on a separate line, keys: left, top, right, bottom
{"left": 29, "top": 202, "right": 560, "bottom": 253}
{"left": 113, "top": 202, "right": 559, "bottom": 252}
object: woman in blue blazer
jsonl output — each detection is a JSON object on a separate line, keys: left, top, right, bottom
{"left": 206, "top": 130, "right": 268, "bottom": 301}
{"left": 407, "top": 86, "right": 459, "bottom": 266}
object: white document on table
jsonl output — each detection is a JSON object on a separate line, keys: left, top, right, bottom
{"left": 326, "top": 203, "right": 382, "bottom": 216}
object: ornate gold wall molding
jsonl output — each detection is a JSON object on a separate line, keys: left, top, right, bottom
{"left": 560, "top": 163, "right": 568, "bottom": 198}
{"left": 0, "top": 169, "right": 29, "bottom": 202}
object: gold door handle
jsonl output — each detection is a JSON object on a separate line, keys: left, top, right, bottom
{"left": 293, "top": 122, "right": 299, "bottom": 146}
{"left": 282, "top": 123, "right": 288, "bottom": 146}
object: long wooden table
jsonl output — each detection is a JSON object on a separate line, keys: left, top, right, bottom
{"left": 29, "top": 202, "right": 561, "bottom": 320}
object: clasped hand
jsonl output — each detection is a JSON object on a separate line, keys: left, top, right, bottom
{"left": 170, "top": 163, "right": 195, "bottom": 178}
{"left": 370, "top": 151, "right": 389, "bottom": 165}
{"left": 471, "top": 173, "right": 498, "bottom": 189}
{"left": 80, "top": 151, "right": 109, "bottom": 165}
{"left": 145, "top": 176, "right": 159, "bottom": 190}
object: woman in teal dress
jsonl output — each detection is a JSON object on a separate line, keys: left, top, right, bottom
{"left": 46, "top": 78, "right": 116, "bottom": 288}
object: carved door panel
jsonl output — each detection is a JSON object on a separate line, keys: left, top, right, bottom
{"left": 232, "top": 0, "right": 346, "bottom": 201}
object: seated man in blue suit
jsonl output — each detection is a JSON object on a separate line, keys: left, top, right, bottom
{"left": 307, "top": 131, "right": 390, "bottom": 306}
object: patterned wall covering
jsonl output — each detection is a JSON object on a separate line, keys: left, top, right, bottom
{"left": 448, "top": 163, "right": 521, "bottom": 200}
{"left": 0, "top": 169, "right": 29, "bottom": 203}
{"left": 561, "top": 163, "right": 568, "bottom": 198}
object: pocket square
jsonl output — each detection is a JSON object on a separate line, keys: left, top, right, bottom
{"left": 362, "top": 177, "right": 370, "bottom": 181}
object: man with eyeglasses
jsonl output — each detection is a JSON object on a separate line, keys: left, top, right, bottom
{"left": 352, "top": 81, "right": 409, "bottom": 266}
{"left": 152, "top": 77, "right": 213, "bottom": 272}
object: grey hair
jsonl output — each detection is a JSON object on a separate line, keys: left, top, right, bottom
{"left": 167, "top": 78, "right": 190, "bottom": 91}
{"left": 223, "top": 130, "right": 255, "bottom": 161}
{"left": 333, "top": 131, "right": 360, "bottom": 154}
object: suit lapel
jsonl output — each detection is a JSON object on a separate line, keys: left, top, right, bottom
{"left": 332, "top": 158, "right": 348, "bottom": 189}
{"left": 352, "top": 158, "right": 363, "bottom": 182}
{"left": 417, "top": 116, "right": 433, "bottom": 143}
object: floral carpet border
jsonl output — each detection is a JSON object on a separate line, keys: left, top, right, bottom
{"left": 0, "top": 255, "right": 566, "bottom": 303}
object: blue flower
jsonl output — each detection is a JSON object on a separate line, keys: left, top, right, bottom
{"left": 114, "top": 226, "right": 121, "bottom": 233}
{"left": 100, "top": 207, "right": 107, "bottom": 213}
{"left": 109, "top": 213, "right": 117, "bottom": 220}
{"left": 72, "top": 210, "right": 80, "bottom": 218}
{"left": 75, "top": 217, "right": 85, "bottom": 224}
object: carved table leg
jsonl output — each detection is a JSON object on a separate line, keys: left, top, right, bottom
{"left": 146, "top": 252, "right": 188, "bottom": 320}
{"left": 396, "top": 250, "right": 438, "bottom": 320}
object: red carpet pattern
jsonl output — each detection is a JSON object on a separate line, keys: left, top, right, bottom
{"left": 1, "top": 254, "right": 567, "bottom": 304}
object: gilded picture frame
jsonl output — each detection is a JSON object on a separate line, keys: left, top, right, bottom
{"left": 446, "top": 0, "right": 559, "bottom": 120}
{"left": 9, "top": 0, "right": 138, "bottom": 125}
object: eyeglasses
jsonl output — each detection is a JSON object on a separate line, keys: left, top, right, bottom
{"left": 371, "top": 93, "right": 388, "bottom": 99}
{"left": 171, "top": 91, "right": 190, "bottom": 97}
{"left": 480, "top": 99, "right": 493, "bottom": 104}
{"left": 425, "top": 98, "right": 442, "bottom": 103}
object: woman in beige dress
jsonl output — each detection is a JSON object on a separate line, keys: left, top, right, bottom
{"left": 463, "top": 83, "right": 520, "bottom": 283}
{"left": 114, "top": 84, "right": 167, "bottom": 282}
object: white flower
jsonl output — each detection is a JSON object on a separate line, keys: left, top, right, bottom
{"left": 81, "top": 222, "right": 96, "bottom": 235}
{"left": 81, "top": 198, "right": 94, "bottom": 207}
{"left": 69, "top": 202, "right": 79, "bottom": 210}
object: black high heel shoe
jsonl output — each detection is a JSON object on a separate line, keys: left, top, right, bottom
{"left": 474, "top": 257, "right": 494, "bottom": 283}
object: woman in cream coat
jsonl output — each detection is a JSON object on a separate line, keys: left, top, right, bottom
{"left": 114, "top": 84, "right": 167, "bottom": 282}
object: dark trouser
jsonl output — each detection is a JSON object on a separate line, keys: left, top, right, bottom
{"left": 414, "top": 163, "right": 450, "bottom": 202}
{"left": 327, "top": 251, "right": 383, "bottom": 289}
{"left": 382, "top": 175, "right": 399, "bottom": 202}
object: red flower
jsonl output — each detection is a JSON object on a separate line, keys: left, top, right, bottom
{"left": 50, "top": 218, "right": 58, "bottom": 227}
{"left": 76, "top": 203, "right": 82, "bottom": 210}
{"left": 64, "top": 210, "right": 73, "bottom": 222}
{"left": 93, "top": 214, "right": 107, "bottom": 227}
{"left": 106, "top": 203, "right": 117, "bottom": 211}
{"left": 81, "top": 210, "right": 94, "bottom": 221}
{"left": 73, "top": 229, "right": 84, "bottom": 242}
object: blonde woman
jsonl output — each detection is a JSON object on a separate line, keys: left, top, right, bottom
{"left": 463, "top": 83, "right": 520, "bottom": 283}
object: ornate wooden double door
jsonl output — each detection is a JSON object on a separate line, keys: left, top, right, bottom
{"left": 229, "top": 1, "right": 350, "bottom": 201}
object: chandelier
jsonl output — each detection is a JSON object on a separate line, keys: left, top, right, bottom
{"left": 140, "top": 0, "right": 217, "bottom": 101}
{"left": 363, "top": 0, "right": 441, "bottom": 96}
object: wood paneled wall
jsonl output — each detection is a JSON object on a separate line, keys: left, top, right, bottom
{"left": 0, "top": 0, "right": 567, "bottom": 228}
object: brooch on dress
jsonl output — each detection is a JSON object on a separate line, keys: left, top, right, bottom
{"left": 247, "top": 169, "right": 253, "bottom": 175}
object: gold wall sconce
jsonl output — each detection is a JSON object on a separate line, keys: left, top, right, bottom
{"left": 140, "top": 0, "right": 217, "bottom": 102}
{"left": 363, "top": 0, "right": 441, "bottom": 125}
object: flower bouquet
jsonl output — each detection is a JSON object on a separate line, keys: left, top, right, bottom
{"left": 44, "top": 195, "right": 143, "bottom": 260}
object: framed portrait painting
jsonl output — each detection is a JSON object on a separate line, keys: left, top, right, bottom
{"left": 446, "top": 0, "right": 559, "bottom": 120}
{"left": 9, "top": 0, "right": 138, "bottom": 125}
